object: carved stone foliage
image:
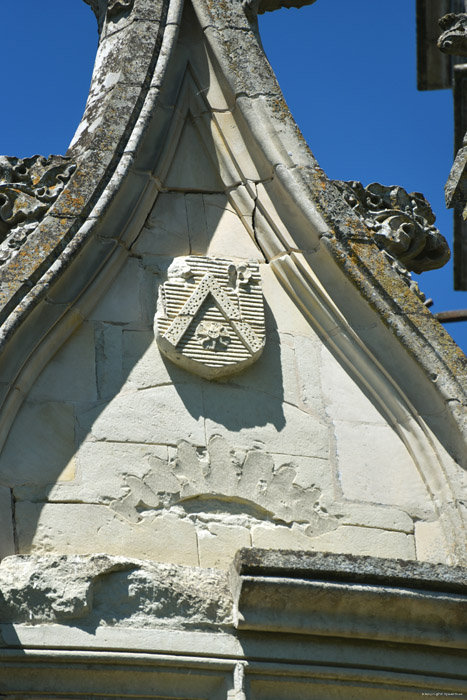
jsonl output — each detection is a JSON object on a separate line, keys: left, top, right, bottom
{"left": 155, "top": 256, "right": 266, "bottom": 379}
{"left": 333, "top": 180, "right": 450, "bottom": 275}
{"left": 438, "top": 13, "right": 467, "bottom": 55}
{"left": 0, "top": 155, "right": 76, "bottom": 266}
{"left": 110, "top": 435, "right": 335, "bottom": 536}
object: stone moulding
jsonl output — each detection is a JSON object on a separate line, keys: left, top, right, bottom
{"left": 231, "top": 549, "right": 467, "bottom": 648}
{"left": 1, "top": 551, "right": 466, "bottom": 695}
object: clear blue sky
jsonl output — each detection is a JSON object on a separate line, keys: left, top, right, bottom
{"left": 2, "top": 0, "right": 467, "bottom": 351}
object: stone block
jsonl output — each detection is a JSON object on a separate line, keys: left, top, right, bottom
{"left": 320, "top": 344, "right": 386, "bottom": 424}
{"left": 29, "top": 323, "right": 97, "bottom": 402}
{"left": 203, "top": 194, "right": 261, "bottom": 259}
{"left": 293, "top": 334, "right": 326, "bottom": 414}
{"left": 185, "top": 193, "right": 210, "bottom": 253}
{"left": 133, "top": 192, "right": 190, "bottom": 257}
{"left": 260, "top": 263, "right": 316, "bottom": 337}
{"left": 251, "top": 523, "right": 415, "bottom": 560}
{"left": 164, "top": 117, "right": 225, "bottom": 191}
{"left": 415, "top": 520, "right": 449, "bottom": 564}
{"left": 95, "top": 323, "right": 123, "bottom": 399}
{"left": 0, "top": 402, "right": 75, "bottom": 487}
{"left": 307, "top": 525, "right": 416, "bottom": 560}
{"left": 78, "top": 385, "right": 206, "bottom": 446}
{"left": 40, "top": 442, "right": 170, "bottom": 505}
{"left": 251, "top": 523, "right": 319, "bottom": 551}
{"left": 198, "top": 523, "right": 251, "bottom": 569}
{"left": 204, "top": 384, "right": 330, "bottom": 458}
{"left": 225, "top": 334, "right": 300, "bottom": 409}
{"left": 287, "top": 455, "right": 333, "bottom": 493}
{"left": 0, "top": 487, "right": 15, "bottom": 559}
{"left": 88, "top": 257, "right": 145, "bottom": 324}
{"left": 329, "top": 502, "right": 414, "bottom": 534}
{"left": 122, "top": 330, "right": 190, "bottom": 390}
{"left": 16, "top": 503, "right": 199, "bottom": 565}
{"left": 335, "top": 421, "right": 435, "bottom": 517}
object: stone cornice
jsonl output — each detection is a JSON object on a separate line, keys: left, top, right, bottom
{"left": 232, "top": 549, "right": 467, "bottom": 648}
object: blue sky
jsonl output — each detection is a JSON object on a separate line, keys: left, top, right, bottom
{"left": 2, "top": 0, "right": 467, "bottom": 351}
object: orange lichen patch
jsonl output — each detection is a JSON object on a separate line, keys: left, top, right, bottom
{"left": 57, "top": 191, "right": 86, "bottom": 214}
{"left": 324, "top": 233, "right": 467, "bottom": 384}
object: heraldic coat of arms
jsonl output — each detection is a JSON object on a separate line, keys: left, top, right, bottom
{"left": 155, "top": 256, "right": 266, "bottom": 379}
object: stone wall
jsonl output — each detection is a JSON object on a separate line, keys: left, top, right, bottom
{"left": 0, "top": 0, "right": 452, "bottom": 570}
{"left": 0, "top": 214, "right": 437, "bottom": 568}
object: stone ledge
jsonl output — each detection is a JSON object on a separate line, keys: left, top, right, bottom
{"left": 231, "top": 549, "right": 467, "bottom": 648}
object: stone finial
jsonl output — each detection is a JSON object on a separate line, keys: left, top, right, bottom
{"left": 333, "top": 180, "right": 450, "bottom": 274}
{"left": 0, "top": 155, "right": 76, "bottom": 267}
{"left": 437, "top": 13, "right": 467, "bottom": 55}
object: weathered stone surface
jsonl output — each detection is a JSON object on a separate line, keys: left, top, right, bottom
{"left": 204, "top": 385, "right": 330, "bottom": 457}
{"left": 78, "top": 385, "right": 206, "bottom": 445}
{"left": 320, "top": 345, "right": 385, "bottom": 424}
{"left": 332, "top": 180, "right": 450, "bottom": 273}
{"left": 198, "top": 523, "right": 251, "bottom": 569}
{"left": 95, "top": 322, "right": 123, "bottom": 399}
{"left": 133, "top": 193, "right": 190, "bottom": 257}
{"left": 0, "top": 0, "right": 464, "bottom": 590}
{"left": 16, "top": 503, "right": 199, "bottom": 565}
{"left": 415, "top": 519, "right": 449, "bottom": 564}
{"left": 88, "top": 257, "right": 147, "bottom": 324}
{"left": 0, "top": 487, "right": 15, "bottom": 559}
{"left": 335, "top": 421, "right": 435, "bottom": 516}
{"left": 107, "top": 435, "right": 336, "bottom": 530}
{"left": 232, "top": 548, "right": 467, "bottom": 592}
{"left": 438, "top": 13, "right": 467, "bottom": 55}
{"left": 0, "top": 553, "right": 232, "bottom": 627}
{"left": 29, "top": 323, "right": 97, "bottom": 402}
{"left": 0, "top": 155, "right": 76, "bottom": 268}
{"left": 14, "top": 442, "right": 169, "bottom": 505}
{"left": 0, "top": 402, "right": 75, "bottom": 486}
{"left": 203, "top": 194, "right": 261, "bottom": 259}
{"left": 259, "top": 263, "right": 316, "bottom": 337}
{"left": 328, "top": 502, "right": 414, "bottom": 534}
{"left": 251, "top": 523, "right": 415, "bottom": 560}
{"left": 222, "top": 332, "right": 300, "bottom": 409}
{"left": 122, "top": 327, "right": 190, "bottom": 389}
{"left": 232, "top": 550, "right": 467, "bottom": 646}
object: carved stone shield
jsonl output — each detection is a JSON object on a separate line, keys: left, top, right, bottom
{"left": 155, "top": 256, "right": 265, "bottom": 379}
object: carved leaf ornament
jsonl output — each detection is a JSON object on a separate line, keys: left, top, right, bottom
{"left": 333, "top": 180, "right": 450, "bottom": 274}
{"left": 0, "top": 156, "right": 76, "bottom": 266}
{"left": 155, "top": 256, "right": 265, "bottom": 379}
